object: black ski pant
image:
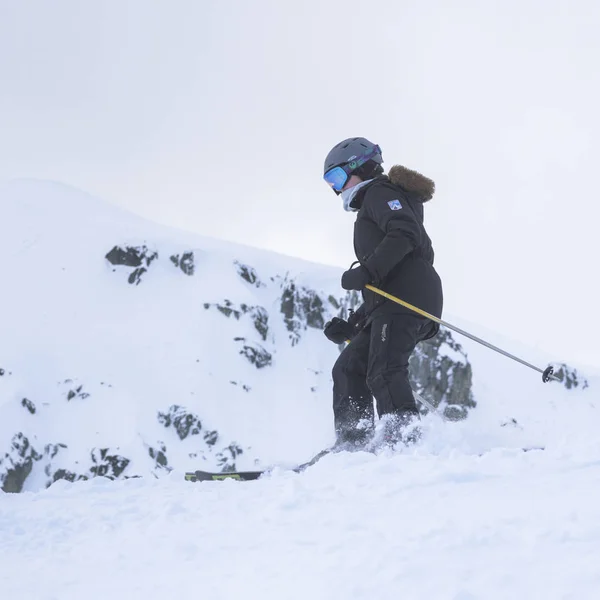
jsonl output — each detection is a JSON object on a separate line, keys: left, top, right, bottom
{"left": 331, "top": 312, "right": 434, "bottom": 443}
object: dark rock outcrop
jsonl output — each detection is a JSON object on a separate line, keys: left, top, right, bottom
{"left": 89, "top": 448, "right": 130, "bottom": 478}
{"left": 235, "top": 261, "right": 264, "bottom": 287}
{"left": 215, "top": 443, "right": 244, "bottom": 471}
{"left": 21, "top": 398, "right": 36, "bottom": 414}
{"left": 157, "top": 404, "right": 242, "bottom": 471}
{"left": 204, "top": 300, "right": 270, "bottom": 341}
{"left": 409, "top": 329, "right": 476, "bottom": 420}
{"left": 170, "top": 251, "right": 195, "bottom": 276}
{"left": 51, "top": 469, "right": 87, "bottom": 484}
{"left": 105, "top": 244, "right": 158, "bottom": 285}
{"left": 0, "top": 433, "right": 41, "bottom": 493}
{"left": 63, "top": 380, "right": 90, "bottom": 401}
{"left": 279, "top": 277, "right": 329, "bottom": 346}
{"left": 237, "top": 341, "right": 273, "bottom": 369}
{"left": 148, "top": 442, "right": 169, "bottom": 471}
{"left": 551, "top": 363, "right": 589, "bottom": 390}
{"left": 158, "top": 405, "right": 202, "bottom": 440}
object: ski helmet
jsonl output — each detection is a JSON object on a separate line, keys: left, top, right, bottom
{"left": 323, "top": 137, "right": 383, "bottom": 193}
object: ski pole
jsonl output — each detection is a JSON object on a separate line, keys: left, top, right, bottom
{"left": 365, "top": 284, "right": 559, "bottom": 383}
{"left": 413, "top": 389, "right": 449, "bottom": 421}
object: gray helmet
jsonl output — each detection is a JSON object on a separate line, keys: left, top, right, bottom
{"left": 323, "top": 137, "right": 383, "bottom": 174}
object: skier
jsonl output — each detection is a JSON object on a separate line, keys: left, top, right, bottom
{"left": 322, "top": 137, "right": 443, "bottom": 449}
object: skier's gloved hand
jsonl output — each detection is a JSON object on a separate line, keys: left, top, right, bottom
{"left": 347, "top": 305, "right": 367, "bottom": 331}
{"left": 341, "top": 265, "right": 372, "bottom": 291}
{"left": 323, "top": 317, "right": 354, "bottom": 344}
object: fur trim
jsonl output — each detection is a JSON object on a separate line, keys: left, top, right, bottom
{"left": 387, "top": 165, "right": 435, "bottom": 202}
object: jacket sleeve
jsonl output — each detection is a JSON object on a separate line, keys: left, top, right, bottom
{"left": 362, "top": 185, "right": 421, "bottom": 283}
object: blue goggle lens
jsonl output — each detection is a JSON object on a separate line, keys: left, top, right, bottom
{"left": 323, "top": 166, "right": 349, "bottom": 192}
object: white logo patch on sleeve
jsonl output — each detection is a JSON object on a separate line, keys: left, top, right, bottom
{"left": 387, "top": 199, "right": 402, "bottom": 210}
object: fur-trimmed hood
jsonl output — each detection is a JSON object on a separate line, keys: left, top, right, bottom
{"left": 387, "top": 165, "right": 435, "bottom": 203}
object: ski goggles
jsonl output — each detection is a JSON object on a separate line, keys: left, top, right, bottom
{"left": 323, "top": 145, "right": 381, "bottom": 193}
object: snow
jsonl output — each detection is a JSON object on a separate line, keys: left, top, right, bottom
{"left": 1, "top": 179, "right": 600, "bottom": 598}
{"left": 3, "top": 446, "right": 600, "bottom": 599}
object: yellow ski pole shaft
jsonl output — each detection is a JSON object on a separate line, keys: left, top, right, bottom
{"left": 365, "top": 284, "right": 559, "bottom": 383}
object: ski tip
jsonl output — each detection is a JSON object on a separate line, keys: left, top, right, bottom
{"left": 185, "top": 469, "right": 265, "bottom": 482}
{"left": 522, "top": 446, "right": 545, "bottom": 452}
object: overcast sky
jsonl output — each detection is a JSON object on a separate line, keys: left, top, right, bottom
{"left": 2, "top": 0, "right": 600, "bottom": 367}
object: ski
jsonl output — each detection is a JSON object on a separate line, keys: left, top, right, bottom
{"left": 185, "top": 469, "right": 266, "bottom": 482}
{"left": 185, "top": 449, "right": 333, "bottom": 482}
{"left": 185, "top": 446, "right": 546, "bottom": 482}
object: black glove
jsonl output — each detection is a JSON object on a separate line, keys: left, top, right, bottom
{"left": 323, "top": 317, "right": 354, "bottom": 344}
{"left": 347, "top": 306, "right": 367, "bottom": 331}
{"left": 341, "top": 265, "right": 372, "bottom": 291}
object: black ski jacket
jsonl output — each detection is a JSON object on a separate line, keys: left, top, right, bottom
{"left": 350, "top": 165, "right": 443, "bottom": 337}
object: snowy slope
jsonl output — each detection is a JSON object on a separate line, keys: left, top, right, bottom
{"left": 0, "top": 179, "right": 363, "bottom": 486}
{"left": 1, "top": 179, "right": 599, "bottom": 599}
{"left": 3, "top": 439, "right": 600, "bottom": 599}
